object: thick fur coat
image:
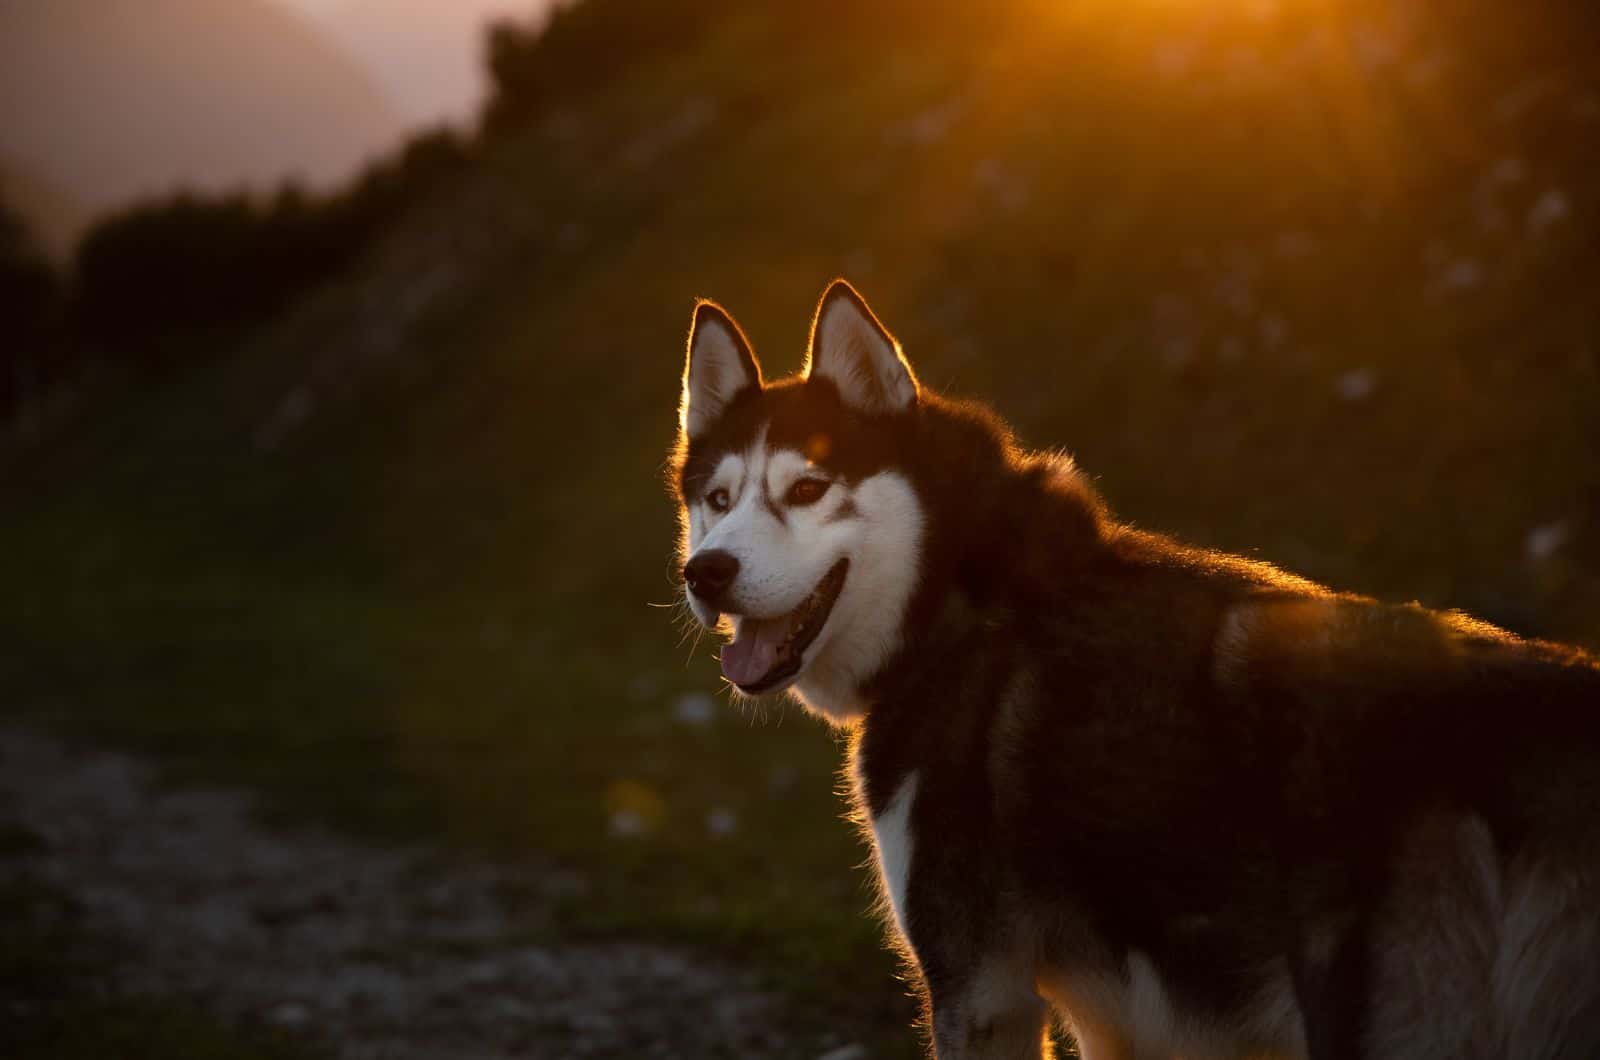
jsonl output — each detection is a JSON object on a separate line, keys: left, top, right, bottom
{"left": 670, "top": 280, "right": 1600, "bottom": 1059}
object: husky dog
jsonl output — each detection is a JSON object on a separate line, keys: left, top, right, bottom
{"left": 668, "top": 280, "right": 1600, "bottom": 1059}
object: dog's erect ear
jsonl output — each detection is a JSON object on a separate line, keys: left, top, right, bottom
{"left": 681, "top": 300, "right": 762, "bottom": 439}
{"left": 804, "top": 279, "right": 918, "bottom": 413}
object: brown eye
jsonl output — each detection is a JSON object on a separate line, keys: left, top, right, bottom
{"left": 785, "top": 478, "right": 829, "bottom": 507}
{"left": 707, "top": 488, "right": 731, "bottom": 512}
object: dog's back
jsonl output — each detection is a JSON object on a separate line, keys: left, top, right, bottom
{"left": 1195, "top": 553, "right": 1600, "bottom": 1059}
{"left": 858, "top": 507, "right": 1600, "bottom": 1058}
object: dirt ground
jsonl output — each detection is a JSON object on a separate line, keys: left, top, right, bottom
{"left": 0, "top": 726, "right": 869, "bottom": 1060}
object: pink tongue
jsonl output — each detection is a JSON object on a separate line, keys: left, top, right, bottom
{"left": 721, "top": 616, "right": 794, "bottom": 687}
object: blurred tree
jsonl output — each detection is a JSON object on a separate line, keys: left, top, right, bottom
{"left": 0, "top": 200, "right": 62, "bottom": 422}
{"left": 69, "top": 127, "right": 472, "bottom": 376}
{"left": 73, "top": 193, "right": 263, "bottom": 372}
{"left": 482, "top": 0, "right": 742, "bottom": 135}
{"left": 480, "top": 0, "right": 1024, "bottom": 138}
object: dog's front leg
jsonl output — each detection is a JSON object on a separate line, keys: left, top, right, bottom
{"left": 918, "top": 962, "right": 1055, "bottom": 1060}
{"left": 864, "top": 769, "right": 1052, "bottom": 1058}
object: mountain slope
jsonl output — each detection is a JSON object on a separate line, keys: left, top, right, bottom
{"left": 0, "top": 0, "right": 407, "bottom": 212}
{"left": 0, "top": 158, "right": 87, "bottom": 260}
{"left": 291, "top": 0, "right": 553, "bottom": 126}
{"left": 5, "top": 0, "right": 1600, "bottom": 1052}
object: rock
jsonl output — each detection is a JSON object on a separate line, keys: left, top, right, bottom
{"left": 0, "top": 726, "right": 804, "bottom": 1058}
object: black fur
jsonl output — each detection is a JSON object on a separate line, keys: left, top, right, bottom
{"left": 673, "top": 331, "right": 1600, "bottom": 1059}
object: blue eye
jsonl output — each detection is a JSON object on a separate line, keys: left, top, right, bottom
{"left": 707, "top": 488, "right": 731, "bottom": 512}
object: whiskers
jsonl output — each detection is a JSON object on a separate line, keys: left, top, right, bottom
{"left": 653, "top": 577, "right": 776, "bottom": 724}
{"left": 655, "top": 589, "right": 709, "bottom": 659}
{"left": 725, "top": 678, "right": 778, "bottom": 724}
{"left": 654, "top": 581, "right": 722, "bottom": 682}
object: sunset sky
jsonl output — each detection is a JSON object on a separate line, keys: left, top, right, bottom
{"left": 274, "top": 0, "right": 555, "bottom": 125}
{"left": 0, "top": 0, "right": 557, "bottom": 247}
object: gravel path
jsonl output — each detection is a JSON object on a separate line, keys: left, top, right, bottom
{"left": 0, "top": 727, "right": 858, "bottom": 1059}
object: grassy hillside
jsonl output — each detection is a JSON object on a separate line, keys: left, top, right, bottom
{"left": 6, "top": 0, "right": 1600, "bottom": 1051}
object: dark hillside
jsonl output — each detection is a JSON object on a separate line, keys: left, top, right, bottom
{"left": 6, "top": 0, "right": 1600, "bottom": 1050}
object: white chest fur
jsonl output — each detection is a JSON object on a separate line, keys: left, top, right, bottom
{"left": 868, "top": 773, "right": 919, "bottom": 936}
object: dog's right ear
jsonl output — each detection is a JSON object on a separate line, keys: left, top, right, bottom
{"left": 680, "top": 301, "right": 762, "bottom": 440}
{"left": 804, "top": 279, "right": 917, "bottom": 413}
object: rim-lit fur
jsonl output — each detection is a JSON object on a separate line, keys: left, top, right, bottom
{"left": 667, "top": 281, "right": 1600, "bottom": 1059}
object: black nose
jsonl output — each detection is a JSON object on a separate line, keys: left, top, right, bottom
{"left": 684, "top": 550, "right": 740, "bottom": 602}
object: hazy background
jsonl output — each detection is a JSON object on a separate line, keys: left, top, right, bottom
{"left": 277, "top": 0, "right": 555, "bottom": 126}
{"left": 4, "top": 0, "right": 1600, "bottom": 1056}
{"left": 0, "top": 0, "right": 552, "bottom": 255}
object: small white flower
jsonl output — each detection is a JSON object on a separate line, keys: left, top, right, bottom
{"left": 671, "top": 692, "right": 716, "bottom": 727}
{"left": 609, "top": 809, "right": 645, "bottom": 837}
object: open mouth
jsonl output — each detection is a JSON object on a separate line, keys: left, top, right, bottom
{"left": 720, "top": 559, "right": 849, "bottom": 694}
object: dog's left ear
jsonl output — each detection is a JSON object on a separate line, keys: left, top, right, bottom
{"left": 804, "top": 279, "right": 918, "bottom": 413}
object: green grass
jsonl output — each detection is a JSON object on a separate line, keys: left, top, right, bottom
{"left": 4, "top": 0, "right": 1600, "bottom": 1052}
{"left": 7, "top": 995, "right": 321, "bottom": 1060}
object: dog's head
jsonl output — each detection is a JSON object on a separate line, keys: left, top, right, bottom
{"left": 670, "top": 280, "right": 926, "bottom": 723}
